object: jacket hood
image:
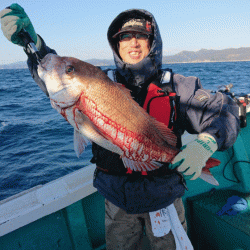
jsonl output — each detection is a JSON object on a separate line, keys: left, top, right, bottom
{"left": 107, "top": 9, "right": 162, "bottom": 87}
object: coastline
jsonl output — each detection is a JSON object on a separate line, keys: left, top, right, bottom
{"left": 164, "top": 59, "right": 250, "bottom": 65}
{"left": 1, "top": 46, "right": 250, "bottom": 69}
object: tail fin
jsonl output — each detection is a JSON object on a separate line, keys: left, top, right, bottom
{"left": 200, "top": 158, "right": 221, "bottom": 186}
{"left": 204, "top": 157, "right": 221, "bottom": 170}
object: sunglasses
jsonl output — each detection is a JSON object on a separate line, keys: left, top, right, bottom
{"left": 119, "top": 33, "right": 150, "bottom": 41}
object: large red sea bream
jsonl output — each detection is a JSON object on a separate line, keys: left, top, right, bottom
{"left": 38, "top": 53, "right": 220, "bottom": 185}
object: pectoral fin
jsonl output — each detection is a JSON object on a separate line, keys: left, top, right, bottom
{"left": 200, "top": 172, "right": 219, "bottom": 186}
{"left": 74, "top": 129, "right": 90, "bottom": 158}
{"left": 74, "top": 109, "right": 123, "bottom": 156}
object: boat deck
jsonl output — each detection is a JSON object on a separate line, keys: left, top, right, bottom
{"left": 0, "top": 115, "right": 250, "bottom": 249}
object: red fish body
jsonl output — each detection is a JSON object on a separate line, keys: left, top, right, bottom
{"left": 38, "top": 53, "right": 220, "bottom": 184}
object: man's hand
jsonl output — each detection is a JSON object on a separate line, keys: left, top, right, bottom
{"left": 0, "top": 3, "right": 41, "bottom": 49}
{"left": 169, "top": 133, "right": 218, "bottom": 180}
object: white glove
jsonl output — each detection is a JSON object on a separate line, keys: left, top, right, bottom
{"left": 170, "top": 133, "right": 218, "bottom": 180}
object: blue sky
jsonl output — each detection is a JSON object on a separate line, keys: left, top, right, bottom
{"left": 0, "top": 0, "right": 250, "bottom": 64}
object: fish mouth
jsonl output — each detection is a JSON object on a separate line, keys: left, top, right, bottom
{"left": 38, "top": 55, "right": 50, "bottom": 79}
{"left": 37, "top": 64, "right": 45, "bottom": 78}
{"left": 40, "top": 53, "right": 58, "bottom": 68}
{"left": 38, "top": 53, "right": 59, "bottom": 76}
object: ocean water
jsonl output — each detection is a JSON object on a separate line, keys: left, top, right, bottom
{"left": 0, "top": 61, "right": 250, "bottom": 201}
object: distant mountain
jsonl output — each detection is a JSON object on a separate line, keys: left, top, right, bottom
{"left": 86, "top": 59, "right": 115, "bottom": 66}
{"left": 162, "top": 47, "right": 250, "bottom": 63}
{"left": 0, "top": 59, "right": 115, "bottom": 69}
{"left": 1, "top": 47, "right": 250, "bottom": 69}
{"left": 0, "top": 61, "right": 28, "bottom": 69}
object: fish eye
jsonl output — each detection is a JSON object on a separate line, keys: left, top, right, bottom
{"left": 66, "top": 65, "right": 75, "bottom": 74}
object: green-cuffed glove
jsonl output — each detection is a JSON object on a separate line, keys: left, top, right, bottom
{"left": 169, "top": 133, "right": 218, "bottom": 180}
{"left": 0, "top": 3, "right": 41, "bottom": 49}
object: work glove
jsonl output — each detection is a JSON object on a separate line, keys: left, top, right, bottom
{"left": 0, "top": 3, "right": 41, "bottom": 49}
{"left": 169, "top": 133, "right": 218, "bottom": 180}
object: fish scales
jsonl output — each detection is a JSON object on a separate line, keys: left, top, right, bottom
{"left": 90, "top": 77, "right": 175, "bottom": 138}
{"left": 75, "top": 88, "right": 177, "bottom": 163}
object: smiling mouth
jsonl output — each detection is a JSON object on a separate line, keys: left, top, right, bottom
{"left": 130, "top": 51, "right": 140, "bottom": 55}
{"left": 129, "top": 51, "right": 141, "bottom": 58}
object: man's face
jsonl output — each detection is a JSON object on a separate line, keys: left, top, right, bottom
{"left": 118, "top": 32, "right": 151, "bottom": 64}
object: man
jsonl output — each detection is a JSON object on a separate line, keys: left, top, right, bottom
{"left": 0, "top": 4, "right": 240, "bottom": 250}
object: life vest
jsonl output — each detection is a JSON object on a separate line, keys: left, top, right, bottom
{"left": 143, "top": 83, "right": 177, "bottom": 130}
{"left": 90, "top": 69, "right": 180, "bottom": 176}
{"left": 107, "top": 68, "right": 178, "bottom": 130}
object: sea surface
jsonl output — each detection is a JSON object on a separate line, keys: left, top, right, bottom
{"left": 0, "top": 61, "right": 250, "bottom": 201}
